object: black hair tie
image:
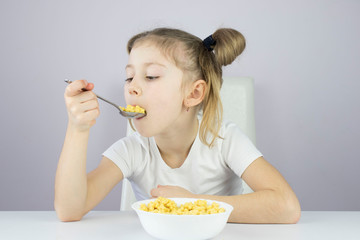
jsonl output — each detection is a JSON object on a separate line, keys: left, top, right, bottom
{"left": 202, "top": 35, "right": 216, "bottom": 51}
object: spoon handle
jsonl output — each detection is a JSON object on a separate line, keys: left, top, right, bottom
{"left": 95, "top": 94, "right": 121, "bottom": 111}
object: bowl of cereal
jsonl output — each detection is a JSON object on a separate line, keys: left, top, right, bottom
{"left": 132, "top": 197, "right": 234, "bottom": 240}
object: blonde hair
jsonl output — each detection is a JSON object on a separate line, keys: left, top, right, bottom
{"left": 127, "top": 28, "right": 246, "bottom": 147}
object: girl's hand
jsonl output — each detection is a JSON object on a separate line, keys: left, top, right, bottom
{"left": 64, "top": 79, "right": 99, "bottom": 132}
{"left": 150, "top": 185, "right": 195, "bottom": 199}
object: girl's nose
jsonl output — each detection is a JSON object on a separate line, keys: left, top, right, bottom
{"left": 128, "top": 84, "right": 142, "bottom": 96}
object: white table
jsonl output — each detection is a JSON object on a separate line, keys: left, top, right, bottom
{"left": 0, "top": 211, "right": 359, "bottom": 240}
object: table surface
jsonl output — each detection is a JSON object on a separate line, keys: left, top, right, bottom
{"left": 0, "top": 211, "right": 359, "bottom": 240}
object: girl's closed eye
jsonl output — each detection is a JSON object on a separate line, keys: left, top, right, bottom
{"left": 125, "top": 76, "right": 159, "bottom": 82}
{"left": 146, "top": 76, "right": 159, "bottom": 80}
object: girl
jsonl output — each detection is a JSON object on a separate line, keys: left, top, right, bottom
{"left": 55, "top": 27, "right": 301, "bottom": 223}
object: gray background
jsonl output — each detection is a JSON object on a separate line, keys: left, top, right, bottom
{"left": 1, "top": 0, "right": 359, "bottom": 211}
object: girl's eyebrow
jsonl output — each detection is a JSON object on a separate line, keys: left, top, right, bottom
{"left": 125, "top": 62, "right": 167, "bottom": 70}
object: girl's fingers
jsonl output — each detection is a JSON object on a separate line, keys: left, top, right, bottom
{"left": 81, "top": 99, "right": 99, "bottom": 112}
{"left": 73, "top": 91, "right": 97, "bottom": 103}
{"left": 84, "top": 82, "right": 94, "bottom": 91}
{"left": 65, "top": 79, "right": 89, "bottom": 97}
{"left": 63, "top": 79, "right": 98, "bottom": 130}
{"left": 83, "top": 108, "right": 100, "bottom": 120}
{"left": 69, "top": 99, "right": 99, "bottom": 115}
{"left": 69, "top": 107, "right": 100, "bottom": 127}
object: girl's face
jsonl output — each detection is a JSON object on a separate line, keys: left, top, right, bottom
{"left": 124, "top": 43, "right": 187, "bottom": 137}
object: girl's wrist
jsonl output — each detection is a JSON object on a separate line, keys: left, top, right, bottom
{"left": 66, "top": 122, "right": 91, "bottom": 134}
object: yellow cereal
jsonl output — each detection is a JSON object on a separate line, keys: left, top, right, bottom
{"left": 140, "top": 204, "right": 148, "bottom": 211}
{"left": 120, "top": 105, "right": 145, "bottom": 114}
{"left": 140, "top": 197, "right": 225, "bottom": 215}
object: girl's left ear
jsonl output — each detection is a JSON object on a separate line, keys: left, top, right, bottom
{"left": 185, "top": 79, "right": 207, "bottom": 107}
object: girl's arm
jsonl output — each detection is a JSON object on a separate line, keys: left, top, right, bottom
{"left": 55, "top": 80, "right": 123, "bottom": 221}
{"left": 204, "top": 157, "right": 301, "bottom": 223}
{"left": 151, "top": 157, "right": 301, "bottom": 224}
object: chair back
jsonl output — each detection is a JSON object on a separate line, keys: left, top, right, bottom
{"left": 120, "top": 77, "right": 256, "bottom": 210}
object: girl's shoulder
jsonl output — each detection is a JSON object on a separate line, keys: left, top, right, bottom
{"left": 215, "top": 119, "right": 255, "bottom": 149}
{"left": 219, "top": 119, "right": 245, "bottom": 138}
{"left": 197, "top": 116, "right": 248, "bottom": 149}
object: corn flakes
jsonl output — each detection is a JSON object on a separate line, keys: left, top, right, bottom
{"left": 120, "top": 105, "right": 146, "bottom": 114}
{"left": 140, "top": 197, "right": 226, "bottom": 215}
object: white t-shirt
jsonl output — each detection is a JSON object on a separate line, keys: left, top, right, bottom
{"left": 103, "top": 120, "right": 262, "bottom": 200}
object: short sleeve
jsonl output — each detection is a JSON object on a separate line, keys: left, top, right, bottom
{"left": 102, "top": 134, "right": 144, "bottom": 179}
{"left": 221, "top": 122, "right": 263, "bottom": 178}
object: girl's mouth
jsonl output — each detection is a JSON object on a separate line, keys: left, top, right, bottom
{"left": 135, "top": 114, "right": 146, "bottom": 120}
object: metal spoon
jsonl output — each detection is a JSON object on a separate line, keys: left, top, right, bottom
{"left": 64, "top": 79, "right": 146, "bottom": 119}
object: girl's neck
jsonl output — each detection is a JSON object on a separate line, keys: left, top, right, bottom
{"left": 154, "top": 115, "right": 199, "bottom": 168}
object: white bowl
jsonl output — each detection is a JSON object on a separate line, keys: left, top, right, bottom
{"left": 132, "top": 198, "right": 234, "bottom": 240}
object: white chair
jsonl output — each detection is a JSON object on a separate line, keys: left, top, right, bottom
{"left": 120, "top": 77, "right": 256, "bottom": 211}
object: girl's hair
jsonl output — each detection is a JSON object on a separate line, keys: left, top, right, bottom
{"left": 127, "top": 27, "right": 246, "bottom": 147}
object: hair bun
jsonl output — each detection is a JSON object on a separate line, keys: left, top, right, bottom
{"left": 212, "top": 28, "right": 246, "bottom": 66}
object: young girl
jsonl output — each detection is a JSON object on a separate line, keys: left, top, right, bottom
{"left": 55, "top": 27, "right": 301, "bottom": 223}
